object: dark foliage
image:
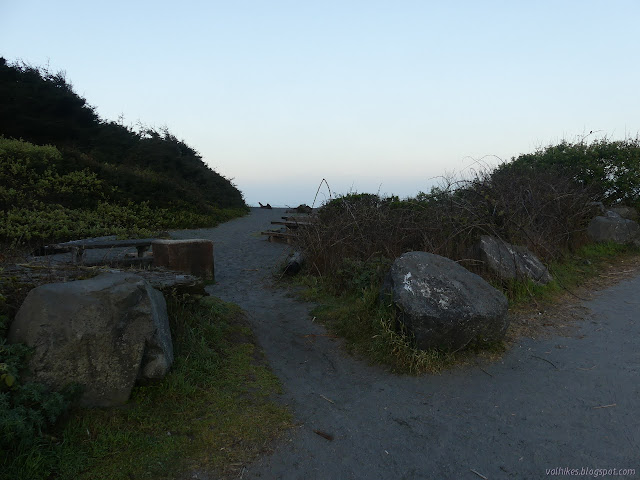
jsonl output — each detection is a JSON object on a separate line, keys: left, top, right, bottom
{"left": 0, "top": 59, "right": 99, "bottom": 148}
{"left": 0, "top": 57, "right": 246, "bottom": 211}
{"left": 495, "top": 139, "right": 640, "bottom": 208}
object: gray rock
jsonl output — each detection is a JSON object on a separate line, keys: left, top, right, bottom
{"left": 587, "top": 211, "right": 640, "bottom": 245}
{"left": 8, "top": 273, "right": 173, "bottom": 407}
{"left": 283, "top": 251, "right": 304, "bottom": 275}
{"left": 381, "top": 252, "right": 509, "bottom": 351}
{"left": 608, "top": 206, "right": 638, "bottom": 221}
{"left": 470, "top": 235, "right": 552, "bottom": 285}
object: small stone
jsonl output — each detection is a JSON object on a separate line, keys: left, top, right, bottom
{"left": 283, "top": 251, "right": 304, "bottom": 275}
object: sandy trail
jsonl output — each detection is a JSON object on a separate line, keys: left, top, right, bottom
{"left": 174, "top": 208, "right": 639, "bottom": 480}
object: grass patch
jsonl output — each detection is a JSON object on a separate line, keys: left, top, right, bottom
{"left": 296, "top": 275, "right": 504, "bottom": 375}
{"left": 2, "top": 296, "right": 291, "bottom": 480}
{"left": 293, "top": 242, "right": 640, "bottom": 375}
{"left": 504, "top": 241, "right": 638, "bottom": 307}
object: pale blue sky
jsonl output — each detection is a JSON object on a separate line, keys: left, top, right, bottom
{"left": 1, "top": 1, "right": 639, "bottom": 206}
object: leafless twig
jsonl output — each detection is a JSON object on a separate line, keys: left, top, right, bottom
{"left": 531, "top": 355, "right": 558, "bottom": 370}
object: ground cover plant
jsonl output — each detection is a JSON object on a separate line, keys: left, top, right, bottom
{"left": 294, "top": 138, "right": 640, "bottom": 373}
{"left": 0, "top": 137, "right": 247, "bottom": 246}
{"left": 1, "top": 294, "right": 291, "bottom": 480}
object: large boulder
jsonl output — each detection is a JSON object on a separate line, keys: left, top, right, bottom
{"left": 470, "top": 235, "right": 552, "bottom": 285}
{"left": 8, "top": 273, "right": 173, "bottom": 407}
{"left": 382, "top": 252, "right": 509, "bottom": 351}
{"left": 587, "top": 210, "right": 640, "bottom": 245}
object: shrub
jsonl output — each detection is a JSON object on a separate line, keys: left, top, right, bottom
{"left": 298, "top": 173, "right": 593, "bottom": 280}
{"left": 0, "top": 138, "right": 248, "bottom": 246}
{"left": 0, "top": 138, "right": 106, "bottom": 212}
{"left": 497, "top": 138, "right": 640, "bottom": 208}
{"left": 0, "top": 374, "right": 81, "bottom": 449}
{"left": 297, "top": 139, "right": 640, "bottom": 283}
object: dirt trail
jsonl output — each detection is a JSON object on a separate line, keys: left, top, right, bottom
{"left": 175, "top": 208, "right": 640, "bottom": 480}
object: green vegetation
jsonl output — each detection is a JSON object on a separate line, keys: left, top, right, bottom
{"left": 505, "top": 241, "right": 636, "bottom": 307}
{"left": 0, "top": 137, "right": 245, "bottom": 243}
{"left": 1, "top": 296, "right": 290, "bottom": 480}
{"left": 294, "top": 138, "right": 640, "bottom": 372}
{"left": 0, "top": 58, "right": 248, "bottom": 246}
{"left": 294, "top": 242, "right": 638, "bottom": 375}
{"left": 496, "top": 139, "right": 640, "bottom": 207}
{"left": 0, "top": 58, "right": 285, "bottom": 479}
{"left": 294, "top": 257, "right": 506, "bottom": 375}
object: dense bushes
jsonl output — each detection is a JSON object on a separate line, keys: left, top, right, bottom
{"left": 497, "top": 139, "right": 640, "bottom": 207}
{"left": 0, "top": 59, "right": 99, "bottom": 148}
{"left": 0, "top": 138, "right": 246, "bottom": 244}
{"left": 0, "top": 138, "right": 106, "bottom": 212}
{"left": 297, "top": 138, "right": 640, "bottom": 284}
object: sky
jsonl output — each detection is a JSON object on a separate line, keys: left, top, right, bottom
{"left": 1, "top": 1, "right": 639, "bottom": 207}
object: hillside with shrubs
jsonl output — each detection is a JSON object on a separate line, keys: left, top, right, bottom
{"left": 0, "top": 59, "right": 287, "bottom": 480}
{"left": 0, "top": 57, "right": 247, "bottom": 246}
{"left": 299, "top": 138, "right": 640, "bottom": 281}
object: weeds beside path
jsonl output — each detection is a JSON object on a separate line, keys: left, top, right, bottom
{"left": 179, "top": 208, "right": 640, "bottom": 479}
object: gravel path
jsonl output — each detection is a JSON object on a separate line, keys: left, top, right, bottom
{"left": 174, "top": 208, "right": 640, "bottom": 480}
